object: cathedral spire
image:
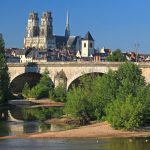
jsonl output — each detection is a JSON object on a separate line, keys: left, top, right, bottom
{"left": 65, "top": 11, "right": 70, "bottom": 38}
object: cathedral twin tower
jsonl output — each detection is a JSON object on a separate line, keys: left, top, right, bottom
{"left": 24, "top": 11, "right": 70, "bottom": 49}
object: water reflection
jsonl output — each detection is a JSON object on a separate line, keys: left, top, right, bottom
{"left": 0, "top": 105, "right": 75, "bottom": 137}
{"left": 0, "top": 105, "right": 9, "bottom": 121}
{"left": 0, "top": 121, "right": 75, "bottom": 137}
{"left": 0, "top": 121, "right": 47, "bottom": 136}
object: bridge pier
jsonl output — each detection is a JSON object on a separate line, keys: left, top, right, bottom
{"left": 54, "top": 70, "right": 67, "bottom": 88}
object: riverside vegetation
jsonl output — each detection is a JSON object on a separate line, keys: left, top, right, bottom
{"left": 22, "top": 72, "right": 66, "bottom": 102}
{"left": 64, "top": 63, "right": 150, "bottom": 130}
{"left": 22, "top": 62, "right": 150, "bottom": 130}
{"left": 0, "top": 38, "right": 9, "bottom": 105}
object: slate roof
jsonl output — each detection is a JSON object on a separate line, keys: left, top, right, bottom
{"left": 67, "top": 36, "right": 77, "bottom": 46}
{"left": 17, "top": 49, "right": 27, "bottom": 55}
{"left": 25, "top": 49, "right": 37, "bottom": 58}
{"left": 5, "top": 48, "right": 27, "bottom": 56}
{"left": 55, "top": 35, "right": 67, "bottom": 49}
{"left": 83, "top": 31, "right": 94, "bottom": 41}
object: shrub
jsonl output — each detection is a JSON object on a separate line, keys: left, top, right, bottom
{"left": 106, "top": 95, "right": 144, "bottom": 130}
{"left": 22, "top": 72, "right": 54, "bottom": 99}
{"left": 54, "top": 84, "right": 66, "bottom": 102}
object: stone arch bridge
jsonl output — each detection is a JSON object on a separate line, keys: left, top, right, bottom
{"left": 7, "top": 62, "right": 150, "bottom": 90}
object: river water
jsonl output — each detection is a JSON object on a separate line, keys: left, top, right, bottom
{"left": 0, "top": 121, "right": 73, "bottom": 137}
{"left": 0, "top": 121, "right": 150, "bottom": 150}
{"left": 0, "top": 138, "right": 150, "bottom": 150}
{"left": 0, "top": 105, "right": 75, "bottom": 137}
{"left": 0, "top": 105, "right": 150, "bottom": 150}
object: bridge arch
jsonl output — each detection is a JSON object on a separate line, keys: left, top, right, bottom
{"left": 67, "top": 68, "right": 108, "bottom": 90}
{"left": 10, "top": 72, "right": 42, "bottom": 94}
{"left": 9, "top": 68, "right": 25, "bottom": 83}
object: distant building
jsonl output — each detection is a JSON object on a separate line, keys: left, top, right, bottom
{"left": 81, "top": 31, "right": 95, "bottom": 57}
{"left": 67, "top": 36, "right": 81, "bottom": 52}
{"left": 6, "top": 56, "right": 20, "bottom": 63}
{"left": 76, "top": 50, "right": 81, "bottom": 58}
{"left": 24, "top": 11, "right": 82, "bottom": 52}
{"left": 17, "top": 49, "right": 32, "bottom": 63}
{"left": 65, "top": 11, "right": 70, "bottom": 39}
{"left": 24, "top": 12, "right": 55, "bottom": 49}
{"left": 6, "top": 11, "right": 97, "bottom": 62}
{"left": 145, "top": 56, "right": 150, "bottom": 62}
{"left": 124, "top": 51, "right": 138, "bottom": 62}
{"left": 5, "top": 48, "right": 29, "bottom": 63}
{"left": 93, "top": 47, "right": 112, "bottom": 62}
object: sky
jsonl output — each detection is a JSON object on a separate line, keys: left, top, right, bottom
{"left": 0, "top": 0, "right": 150, "bottom": 53}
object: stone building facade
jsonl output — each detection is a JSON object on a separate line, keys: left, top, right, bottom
{"left": 24, "top": 12, "right": 56, "bottom": 49}
{"left": 81, "top": 31, "right": 95, "bottom": 57}
{"left": 24, "top": 11, "right": 95, "bottom": 57}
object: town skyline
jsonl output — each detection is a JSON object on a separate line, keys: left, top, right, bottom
{"left": 1, "top": 0, "right": 150, "bottom": 53}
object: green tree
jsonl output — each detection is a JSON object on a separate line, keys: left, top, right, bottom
{"left": 0, "top": 37, "right": 10, "bottom": 104}
{"left": 48, "top": 89, "right": 55, "bottom": 100}
{"left": 22, "top": 72, "right": 54, "bottom": 99}
{"left": 90, "top": 71, "right": 118, "bottom": 119}
{"left": 116, "top": 62, "right": 145, "bottom": 100}
{"left": 64, "top": 87, "right": 91, "bottom": 123}
{"left": 64, "top": 71, "right": 117, "bottom": 121}
{"left": 54, "top": 84, "right": 66, "bottom": 102}
{"left": 22, "top": 82, "right": 30, "bottom": 98}
{"left": 104, "top": 63, "right": 146, "bottom": 129}
{"left": 106, "top": 95, "right": 144, "bottom": 130}
{"left": 64, "top": 75, "right": 100, "bottom": 121}
{"left": 64, "top": 62, "right": 147, "bottom": 129}
{"left": 141, "top": 85, "right": 150, "bottom": 125}
{"left": 33, "top": 72, "right": 53, "bottom": 99}
{"left": 106, "top": 49, "right": 126, "bottom": 62}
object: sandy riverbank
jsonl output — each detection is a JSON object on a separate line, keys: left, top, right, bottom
{"left": 0, "top": 121, "right": 150, "bottom": 140}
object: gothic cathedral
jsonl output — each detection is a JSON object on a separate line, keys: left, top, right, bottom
{"left": 24, "top": 11, "right": 94, "bottom": 55}
{"left": 24, "top": 12, "right": 56, "bottom": 49}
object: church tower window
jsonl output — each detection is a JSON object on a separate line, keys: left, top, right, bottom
{"left": 90, "top": 43, "right": 93, "bottom": 48}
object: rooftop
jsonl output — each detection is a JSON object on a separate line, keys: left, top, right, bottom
{"left": 83, "top": 31, "right": 94, "bottom": 41}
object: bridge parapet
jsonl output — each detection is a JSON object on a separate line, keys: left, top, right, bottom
{"left": 7, "top": 62, "right": 150, "bottom": 67}
{"left": 7, "top": 62, "right": 150, "bottom": 89}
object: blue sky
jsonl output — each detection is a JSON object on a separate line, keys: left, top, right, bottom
{"left": 1, "top": 0, "right": 150, "bottom": 53}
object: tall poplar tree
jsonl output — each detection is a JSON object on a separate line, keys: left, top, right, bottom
{"left": 0, "top": 36, "right": 10, "bottom": 104}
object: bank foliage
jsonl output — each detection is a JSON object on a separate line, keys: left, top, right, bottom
{"left": 64, "top": 62, "right": 150, "bottom": 129}
{"left": 22, "top": 72, "right": 54, "bottom": 99}
{"left": 0, "top": 38, "right": 10, "bottom": 104}
{"left": 52, "top": 84, "right": 66, "bottom": 102}
{"left": 22, "top": 72, "right": 66, "bottom": 102}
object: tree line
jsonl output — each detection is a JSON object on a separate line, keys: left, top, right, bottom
{"left": 22, "top": 62, "right": 150, "bottom": 130}
{"left": 64, "top": 63, "right": 150, "bottom": 130}
{"left": 0, "top": 38, "right": 9, "bottom": 105}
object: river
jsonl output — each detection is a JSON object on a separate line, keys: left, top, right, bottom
{"left": 0, "top": 138, "right": 150, "bottom": 150}
{"left": 0, "top": 121, "right": 74, "bottom": 137}
{"left": 0, "top": 105, "right": 150, "bottom": 150}
{"left": 0, "top": 104, "right": 75, "bottom": 137}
